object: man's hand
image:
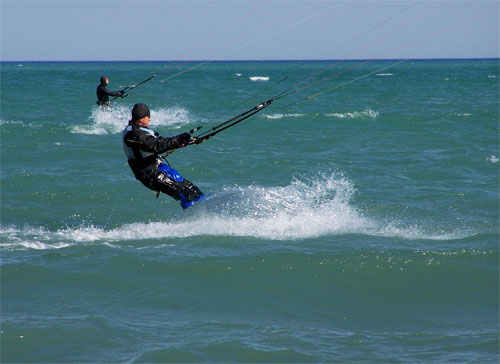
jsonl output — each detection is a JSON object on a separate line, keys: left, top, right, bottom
{"left": 191, "top": 137, "right": 205, "bottom": 144}
{"left": 176, "top": 132, "right": 192, "bottom": 148}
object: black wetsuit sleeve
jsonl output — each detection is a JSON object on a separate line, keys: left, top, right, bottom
{"left": 102, "top": 87, "right": 122, "bottom": 97}
{"left": 142, "top": 134, "right": 183, "bottom": 154}
{"left": 130, "top": 129, "right": 183, "bottom": 154}
{"left": 96, "top": 85, "right": 121, "bottom": 100}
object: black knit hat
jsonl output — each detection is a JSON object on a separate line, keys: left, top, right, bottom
{"left": 131, "top": 103, "right": 150, "bottom": 120}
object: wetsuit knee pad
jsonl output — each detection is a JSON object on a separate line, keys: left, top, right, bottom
{"left": 156, "top": 163, "right": 204, "bottom": 204}
{"left": 178, "top": 179, "right": 204, "bottom": 202}
{"left": 155, "top": 173, "right": 182, "bottom": 199}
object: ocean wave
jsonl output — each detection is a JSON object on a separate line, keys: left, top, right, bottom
{"left": 326, "top": 109, "right": 379, "bottom": 120}
{"left": 0, "top": 119, "right": 42, "bottom": 129}
{"left": 447, "top": 112, "right": 472, "bottom": 118}
{"left": 249, "top": 76, "right": 269, "bottom": 82}
{"left": 0, "top": 172, "right": 476, "bottom": 250}
{"left": 263, "top": 113, "right": 305, "bottom": 120}
{"left": 70, "top": 105, "right": 194, "bottom": 135}
{"left": 487, "top": 155, "right": 499, "bottom": 164}
{"left": 0, "top": 120, "right": 23, "bottom": 126}
{"left": 375, "top": 73, "right": 393, "bottom": 76}
{"left": 0, "top": 226, "right": 72, "bottom": 250}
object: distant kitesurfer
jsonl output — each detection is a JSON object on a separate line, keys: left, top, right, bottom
{"left": 122, "top": 103, "right": 205, "bottom": 209}
{"left": 96, "top": 76, "right": 124, "bottom": 107}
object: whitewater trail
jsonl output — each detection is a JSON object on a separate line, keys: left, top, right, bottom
{"left": 0, "top": 172, "right": 474, "bottom": 251}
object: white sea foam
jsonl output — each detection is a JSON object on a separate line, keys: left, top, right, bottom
{"left": 487, "top": 155, "right": 499, "bottom": 164}
{"left": 375, "top": 73, "right": 393, "bottom": 76}
{"left": 249, "top": 76, "right": 269, "bottom": 82}
{"left": 326, "top": 109, "right": 379, "bottom": 120}
{"left": 263, "top": 113, "right": 305, "bottom": 120}
{"left": 0, "top": 172, "right": 473, "bottom": 250}
{"left": 0, "top": 226, "right": 72, "bottom": 250}
{"left": 0, "top": 119, "right": 41, "bottom": 128}
{"left": 372, "top": 223, "right": 470, "bottom": 241}
{"left": 446, "top": 112, "right": 472, "bottom": 118}
{"left": 0, "top": 120, "right": 24, "bottom": 126}
{"left": 71, "top": 105, "right": 194, "bottom": 135}
{"left": 20, "top": 241, "right": 72, "bottom": 250}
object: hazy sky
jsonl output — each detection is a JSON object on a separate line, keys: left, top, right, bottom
{"left": 1, "top": 0, "right": 498, "bottom": 61}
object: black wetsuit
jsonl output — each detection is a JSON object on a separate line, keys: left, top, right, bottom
{"left": 96, "top": 83, "right": 122, "bottom": 106}
{"left": 122, "top": 123, "right": 204, "bottom": 208}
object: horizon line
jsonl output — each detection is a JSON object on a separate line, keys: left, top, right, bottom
{"left": 1, "top": 57, "right": 499, "bottom": 63}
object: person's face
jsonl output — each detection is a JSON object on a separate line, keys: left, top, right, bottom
{"left": 138, "top": 116, "right": 150, "bottom": 127}
{"left": 105, "top": 78, "right": 109, "bottom": 85}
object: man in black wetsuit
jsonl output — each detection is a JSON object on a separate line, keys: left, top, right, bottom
{"left": 96, "top": 76, "right": 124, "bottom": 107}
{"left": 122, "top": 103, "right": 205, "bottom": 209}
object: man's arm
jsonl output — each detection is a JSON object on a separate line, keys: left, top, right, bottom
{"left": 98, "top": 85, "right": 123, "bottom": 97}
{"left": 135, "top": 131, "right": 191, "bottom": 154}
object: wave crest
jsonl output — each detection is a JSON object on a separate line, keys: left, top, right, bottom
{"left": 71, "top": 105, "right": 194, "bottom": 135}
{"left": 249, "top": 76, "right": 269, "bottom": 82}
{"left": 0, "top": 172, "right": 475, "bottom": 250}
{"left": 263, "top": 113, "right": 305, "bottom": 120}
{"left": 326, "top": 109, "right": 379, "bottom": 120}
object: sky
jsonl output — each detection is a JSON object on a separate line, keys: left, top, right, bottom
{"left": 1, "top": 0, "right": 498, "bottom": 61}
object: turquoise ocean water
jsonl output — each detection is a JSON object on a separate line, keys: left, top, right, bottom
{"left": 1, "top": 60, "right": 499, "bottom": 363}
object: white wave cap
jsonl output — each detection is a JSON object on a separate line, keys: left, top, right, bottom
{"left": 263, "top": 113, "right": 305, "bottom": 120}
{"left": 0, "top": 119, "right": 42, "bottom": 128}
{"left": 0, "top": 171, "right": 474, "bottom": 251}
{"left": 326, "top": 109, "right": 379, "bottom": 119}
{"left": 487, "top": 155, "right": 499, "bottom": 163}
{"left": 71, "top": 105, "right": 194, "bottom": 135}
{"left": 249, "top": 76, "right": 269, "bottom": 82}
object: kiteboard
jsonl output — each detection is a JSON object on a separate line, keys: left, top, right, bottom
{"left": 180, "top": 193, "right": 207, "bottom": 209}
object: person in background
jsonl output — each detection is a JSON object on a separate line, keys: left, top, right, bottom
{"left": 96, "top": 76, "right": 124, "bottom": 107}
{"left": 122, "top": 103, "right": 205, "bottom": 209}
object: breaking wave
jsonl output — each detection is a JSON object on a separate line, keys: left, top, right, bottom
{"left": 0, "top": 172, "right": 474, "bottom": 251}
{"left": 71, "top": 105, "right": 194, "bottom": 135}
{"left": 326, "top": 109, "right": 379, "bottom": 120}
{"left": 0, "top": 119, "right": 42, "bottom": 129}
{"left": 249, "top": 76, "right": 269, "bottom": 82}
{"left": 263, "top": 113, "right": 305, "bottom": 120}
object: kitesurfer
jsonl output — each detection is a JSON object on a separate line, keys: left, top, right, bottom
{"left": 122, "top": 103, "right": 204, "bottom": 209}
{"left": 96, "top": 76, "right": 124, "bottom": 107}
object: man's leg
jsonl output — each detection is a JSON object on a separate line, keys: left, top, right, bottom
{"left": 155, "top": 163, "right": 204, "bottom": 208}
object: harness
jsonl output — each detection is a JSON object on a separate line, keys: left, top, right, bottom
{"left": 122, "top": 124, "right": 158, "bottom": 165}
{"left": 123, "top": 123, "right": 185, "bottom": 198}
